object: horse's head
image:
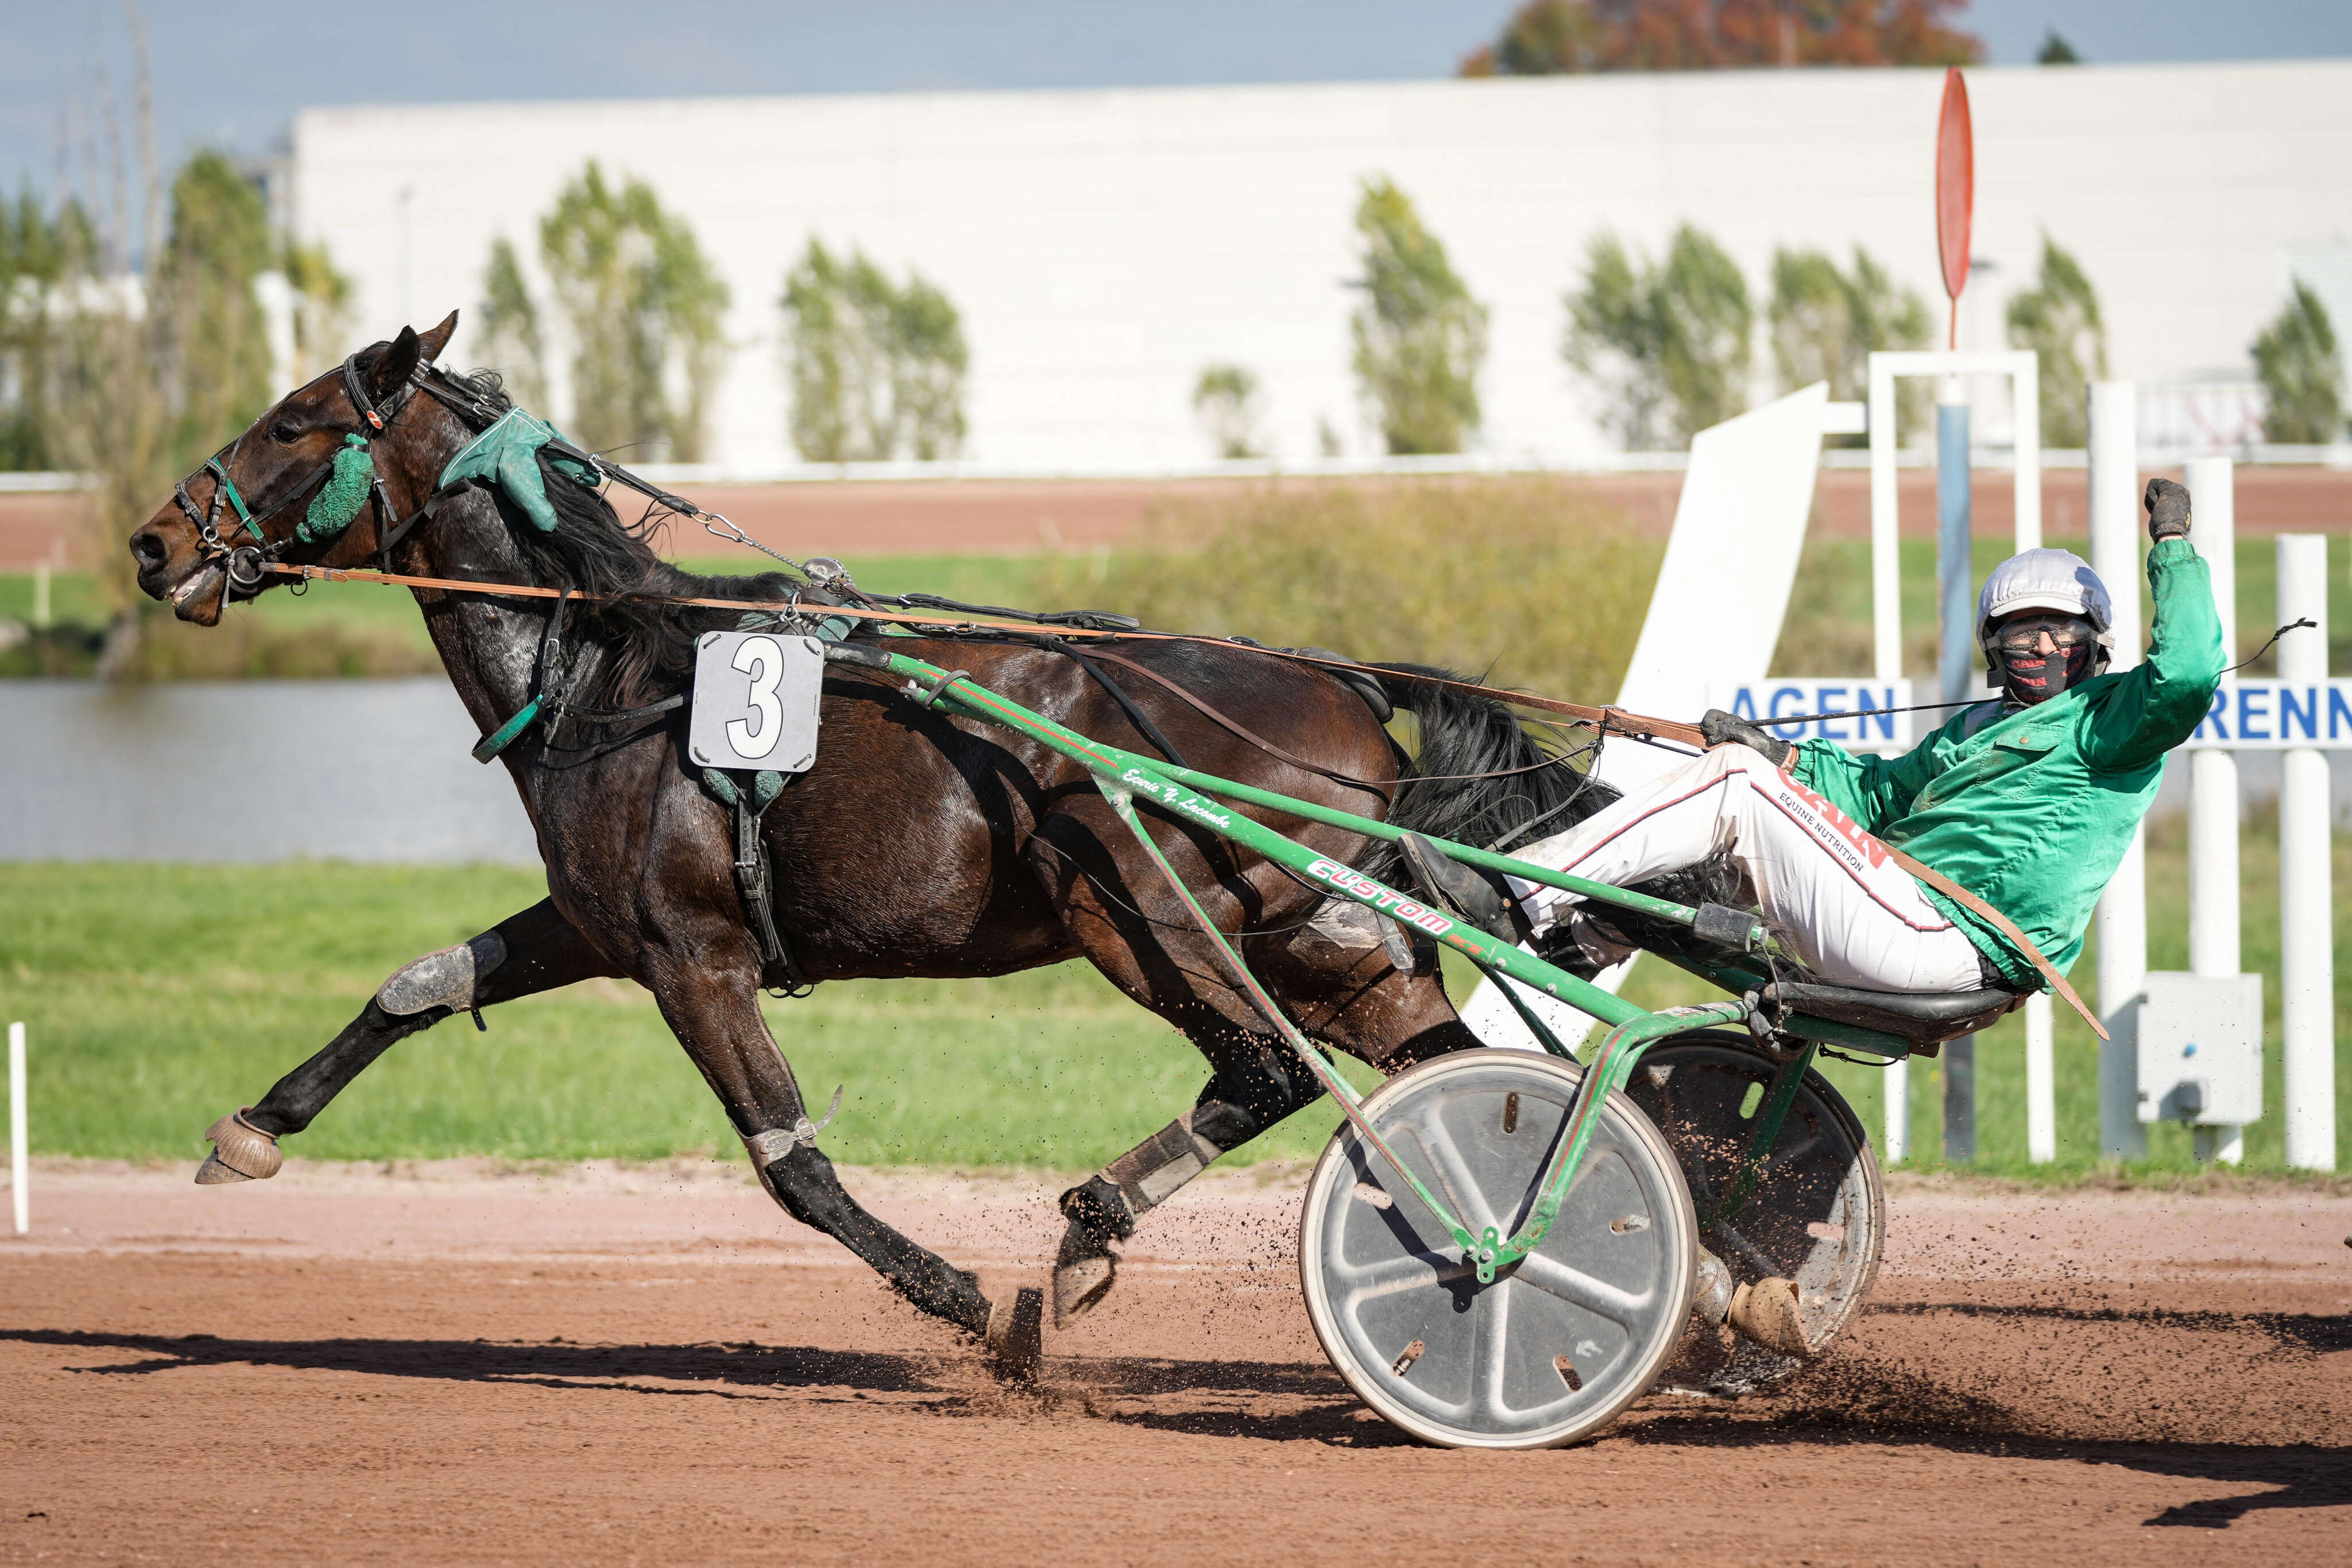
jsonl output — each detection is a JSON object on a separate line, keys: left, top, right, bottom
{"left": 130, "top": 311, "right": 464, "bottom": 625}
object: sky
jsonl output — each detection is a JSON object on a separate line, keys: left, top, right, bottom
{"left": 6, "top": 0, "right": 2350, "bottom": 198}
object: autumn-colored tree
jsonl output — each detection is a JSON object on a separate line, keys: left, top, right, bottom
{"left": 1460, "top": 0, "right": 1981, "bottom": 75}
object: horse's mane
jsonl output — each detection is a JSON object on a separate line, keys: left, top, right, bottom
{"left": 446, "top": 367, "right": 803, "bottom": 703}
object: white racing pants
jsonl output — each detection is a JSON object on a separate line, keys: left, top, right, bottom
{"left": 1504, "top": 745, "right": 1988, "bottom": 994}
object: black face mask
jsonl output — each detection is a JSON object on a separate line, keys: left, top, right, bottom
{"left": 1992, "top": 614, "right": 2098, "bottom": 707}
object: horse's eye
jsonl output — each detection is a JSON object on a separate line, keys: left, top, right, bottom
{"left": 270, "top": 419, "right": 302, "bottom": 444}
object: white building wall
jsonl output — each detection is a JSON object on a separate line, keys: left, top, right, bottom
{"left": 293, "top": 61, "right": 2352, "bottom": 471}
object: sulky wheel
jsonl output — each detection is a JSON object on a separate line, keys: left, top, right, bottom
{"left": 1298, "top": 1050, "right": 1695, "bottom": 1449}
{"left": 1623, "top": 1032, "right": 1885, "bottom": 1396}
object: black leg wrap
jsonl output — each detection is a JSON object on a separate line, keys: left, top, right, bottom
{"left": 764, "top": 1144, "right": 992, "bottom": 1336}
{"left": 1058, "top": 1174, "right": 1138, "bottom": 1242}
{"left": 1192, "top": 1039, "right": 1325, "bottom": 1151}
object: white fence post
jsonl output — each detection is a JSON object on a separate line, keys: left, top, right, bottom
{"left": 2277, "top": 534, "right": 2336, "bottom": 1171}
{"left": 2019, "top": 361, "right": 2052, "bottom": 1164}
{"left": 2184, "top": 456, "right": 2244, "bottom": 1163}
{"left": 8, "top": 1021, "right": 24, "bottom": 1237}
{"left": 2089, "top": 382, "right": 2148, "bottom": 1161}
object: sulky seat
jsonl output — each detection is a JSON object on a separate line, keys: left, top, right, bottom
{"left": 1759, "top": 979, "right": 2028, "bottom": 1052}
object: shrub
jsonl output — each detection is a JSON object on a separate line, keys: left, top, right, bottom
{"left": 1034, "top": 476, "right": 1658, "bottom": 702}
{"left": 1192, "top": 363, "right": 1265, "bottom": 459}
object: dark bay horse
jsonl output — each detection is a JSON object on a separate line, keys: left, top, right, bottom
{"left": 127, "top": 315, "right": 1632, "bottom": 1363}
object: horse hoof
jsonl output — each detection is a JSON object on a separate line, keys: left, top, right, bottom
{"left": 195, "top": 1110, "right": 281, "bottom": 1185}
{"left": 984, "top": 1287, "right": 1044, "bottom": 1381}
{"left": 1052, "top": 1253, "right": 1116, "bottom": 1329}
{"left": 1726, "top": 1276, "right": 1811, "bottom": 1358}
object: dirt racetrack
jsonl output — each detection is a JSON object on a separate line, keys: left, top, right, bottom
{"left": 3, "top": 1160, "right": 2347, "bottom": 1566}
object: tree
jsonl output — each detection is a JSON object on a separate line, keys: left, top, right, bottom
{"left": 779, "top": 238, "right": 969, "bottom": 463}
{"left": 534, "top": 162, "right": 730, "bottom": 462}
{"left": 1349, "top": 177, "right": 1488, "bottom": 456}
{"left": 1565, "top": 224, "right": 1753, "bottom": 448}
{"left": 2037, "top": 29, "right": 2080, "bottom": 64}
{"left": 156, "top": 150, "right": 274, "bottom": 463}
{"left": 476, "top": 236, "right": 548, "bottom": 412}
{"left": 1768, "top": 243, "right": 1931, "bottom": 443}
{"left": 1460, "top": 0, "right": 1982, "bottom": 75}
{"left": 1192, "top": 363, "right": 1264, "bottom": 459}
{"left": 0, "top": 190, "right": 83, "bottom": 470}
{"left": 279, "top": 237, "right": 353, "bottom": 382}
{"left": 2005, "top": 234, "right": 2107, "bottom": 447}
{"left": 2252, "top": 281, "right": 2345, "bottom": 445}
{"left": 885, "top": 269, "right": 969, "bottom": 461}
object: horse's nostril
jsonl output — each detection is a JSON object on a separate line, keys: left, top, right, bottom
{"left": 131, "top": 530, "right": 168, "bottom": 570}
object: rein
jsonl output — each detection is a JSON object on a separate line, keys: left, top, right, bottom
{"left": 254, "top": 557, "right": 1708, "bottom": 749}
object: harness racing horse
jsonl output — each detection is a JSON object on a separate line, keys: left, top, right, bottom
{"left": 128, "top": 316, "right": 1708, "bottom": 1366}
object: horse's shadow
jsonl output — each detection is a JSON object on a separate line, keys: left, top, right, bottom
{"left": 1624, "top": 1416, "right": 2352, "bottom": 1530}
{"left": 12, "top": 1312, "right": 2348, "bottom": 1519}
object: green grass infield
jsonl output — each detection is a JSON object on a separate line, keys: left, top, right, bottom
{"left": 2, "top": 822, "right": 2345, "bottom": 1179}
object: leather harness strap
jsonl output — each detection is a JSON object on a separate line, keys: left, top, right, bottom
{"left": 254, "top": 559, "right": 1703, "bottom": 745}
{"left": 1073, "top": 646, "right": 1392, "bottom": 802}
{"left": 248, "top": 561, "right": 2099, "bottom": 1029}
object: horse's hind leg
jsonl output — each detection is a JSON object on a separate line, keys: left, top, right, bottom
{"left": 198, "top": 899, "right": 619, "bottom": 1182}
{"left": 640, "top": 958, "right": 1036, "bottom": 1367}
{"left": 1050, "top": 900, "right": 1479, "bottom": 1323}
{"left": 1054, "top": 1026, "right": 1322, "bottom": 1325}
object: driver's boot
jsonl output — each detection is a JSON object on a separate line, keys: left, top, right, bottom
{"left": 1397, "top": 833, "right": 1528, "bottom": 944}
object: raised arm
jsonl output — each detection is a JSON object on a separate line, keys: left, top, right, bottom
{"left": 2081, "top": 479, "right": 2227, "bottom": 775}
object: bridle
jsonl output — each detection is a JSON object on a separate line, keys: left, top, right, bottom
{"left": 167, "top": 350, "right": 505, "bottom": 609}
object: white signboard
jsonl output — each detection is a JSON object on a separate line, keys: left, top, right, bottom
{"left": 688, "top": 632, "right": 826, "bottom": 773}
{"left": 2188, "top": 680, "right": 2352, "bottom": 750}
{"left": 1705, "top": 679, "right": 1918, "bottom": 753}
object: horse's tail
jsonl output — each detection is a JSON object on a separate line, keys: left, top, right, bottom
{"left": 1357, "top": 661, "right": 1612, "bottom": 886}
{"left": 1365, "top": 661, "right": 1745, "bottom": 961}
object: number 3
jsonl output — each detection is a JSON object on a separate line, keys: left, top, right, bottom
{"left": 726, "top": 635, "right": 785, "bottom": 760}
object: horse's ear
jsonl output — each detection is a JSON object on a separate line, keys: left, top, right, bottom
{"left": 417, "top": 310, "right": 459, "bottom": 363}
{"left": 369, "top": 326, "right": 421, "bottom": 400}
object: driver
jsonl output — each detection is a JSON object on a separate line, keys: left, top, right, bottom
{"left": 1406, "top": 478, "right": 2223, "bottom": 997}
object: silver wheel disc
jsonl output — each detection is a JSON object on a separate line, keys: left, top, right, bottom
{"left": 1624, "top": 1033, "right": 1885, "bottom": 1395}
{"left": 1298, "top": 1051, "right": 1695, "bottom": 1449}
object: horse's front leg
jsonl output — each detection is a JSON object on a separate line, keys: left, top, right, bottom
{"left": 195, "top": 899, "right": 618, "bottom": 1183}
{"left": 639, "top": 948, "right": 1041, "bottom": 1372}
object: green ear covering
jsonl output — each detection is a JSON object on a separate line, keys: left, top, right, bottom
{"left": 434, "top": 408, "right": 596, "bottom": 533}
{"left": 300, "top": 434, "right": 376, "bottom": 543}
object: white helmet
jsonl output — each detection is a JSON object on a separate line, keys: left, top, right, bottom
{"left": 1976, "top": 548, "right": 2115, "bottom": 664}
